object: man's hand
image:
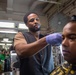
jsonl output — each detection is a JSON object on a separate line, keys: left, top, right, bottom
{"left": 46, "top": 33, "right": 62, "bottom": 45}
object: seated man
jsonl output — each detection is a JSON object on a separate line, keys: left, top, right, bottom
{"left": 50, "top": 15, "right": 76, "bottom": 75}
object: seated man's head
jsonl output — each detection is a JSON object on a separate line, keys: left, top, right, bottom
{"left": 62, "top": 15, "right": 76, "bottom": 64}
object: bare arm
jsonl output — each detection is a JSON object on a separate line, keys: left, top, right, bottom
{"left": 14, "top": 32, "right": 47, "bottom": 57}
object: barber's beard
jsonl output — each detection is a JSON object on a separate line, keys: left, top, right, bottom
{"left": 29, "top": 25, "right": 41, "bottom": 32}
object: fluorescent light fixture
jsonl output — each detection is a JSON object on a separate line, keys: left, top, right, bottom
{"left": 7, "top": 44, "right": 12, "bottom": 46}
{"left": 1, "top": 38, "right": 12, "bottom": 43}
{"left": 0, "top": 43, "right": 12, "bottom": 46}
{"left": 0, "top": 43, "right": 5, "bottom": 45}
{"left": 0, "top": 22, "right": 15, "bottom": 28}
{"left": 3, "top": 38, "right": 8, "bottom": 42}
{"left": 0, "top": 30, "right": 18, "bottom": 33}
{"left": 18, "top": 23, "right": 28, "bottom": 29}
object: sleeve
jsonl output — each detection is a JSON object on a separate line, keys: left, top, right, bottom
{"left": 14, "top": 32, "right": 27, "bottom": 47}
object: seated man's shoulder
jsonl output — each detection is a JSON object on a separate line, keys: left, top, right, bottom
{"left": 49, "top": 61, "right": 69, "bottom": 75}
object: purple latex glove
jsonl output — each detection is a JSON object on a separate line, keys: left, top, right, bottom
{"left": 46, "top": 33, "right": 62, "bottom": 45}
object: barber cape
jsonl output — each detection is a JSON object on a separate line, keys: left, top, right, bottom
{"left": 50, "top": 61, "right": 76, "bottom": 75}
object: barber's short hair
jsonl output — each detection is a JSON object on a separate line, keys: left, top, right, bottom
{"left": 23, "top": 11, "right": 39, "bottom": 24}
